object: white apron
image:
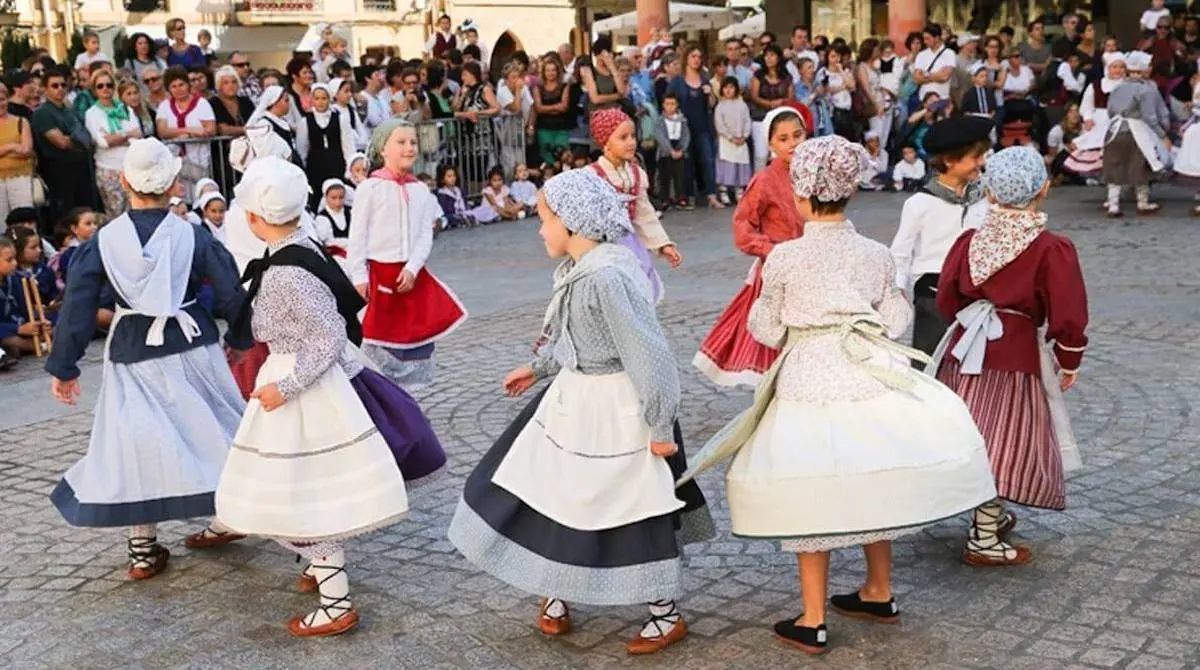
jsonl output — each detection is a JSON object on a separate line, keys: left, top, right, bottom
{"left": 491, "top": 368, "right": 684, "bottom": 531}
{"left": 1107, "top": 115, "right": 1166, "bottom": 173}
{"left": 718, "top": 135, "right": 751, "bottom": 164}
{"left": 927, "top": 300, "right": 1081, "bottom": 473}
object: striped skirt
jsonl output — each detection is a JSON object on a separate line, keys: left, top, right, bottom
{"left": 936, "top": 358, "right": 1065, "bottom": 510}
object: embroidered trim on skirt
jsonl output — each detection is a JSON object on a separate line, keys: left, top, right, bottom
{"left": 447, "top": 386, "right": 713, "bottom": 606}
{"left": 936, "top": 358, "right": 1066, "bottom": 510}
{"left": 216, "top": 352, "right": 409, "bottom": 543}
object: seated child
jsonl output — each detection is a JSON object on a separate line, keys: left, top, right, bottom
{"left": 509, "top": 163, "right": 538, "bottom": 211}
{"left": 892, "top": 145, "right": 927, "bottom": 192}
{"left": 478, "top": 166, "right": 525, "bottom": 223}
{"left": 49, "top": 208, "right": 99, "bottom": 291}
{"left": 5, "top": 207, "right": 56, "bottom": 257}
{"left": 0, "top": 237, "right": 51, "bottom": 362}
{"left": 4, "top": 226, "right": 58, "bottom": 328}
{"left": 860, "top": 131, "right": 890, "bottom": 190}
{"left": 435, "top": 164, "right": 482, "bottom": 229}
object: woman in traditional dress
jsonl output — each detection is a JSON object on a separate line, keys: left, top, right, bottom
{"left": 45, "top": 138, "right": 251, "bottom": 580}
{"left": 347, "top": 119, "right": 467, "bottom": 387}
{"left": 931, "top": 147, "right": 1089, "bottom": 566}
{"left": 211, "top": 156, "right": 432, "bottom": 637}
{"left": 680, "top": 136, "right": 995, "bottom": 655}
{"left": 587, "top": 107, "right": 683, "bottom": 303}
{"left": 1063, "top": 52, "right": 1126, "bottom": 178}
{"left": 1102, "top": 51, "right": 1170, "bottom": 218}
{"left": 246, "top": 85, "right": 302, "bottom": 166}
{"left": 889, "top": 115, "right": 993, "bottom": 357}
{"left": 447, "top": 167, "right": 712, "bottom": 656}
{"left": 693, "top": 103, "right": 811, "bottom": 387}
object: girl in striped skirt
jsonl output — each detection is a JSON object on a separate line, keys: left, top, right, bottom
{"left": 930, "top": 147, "right": 1090, "bottom": 566}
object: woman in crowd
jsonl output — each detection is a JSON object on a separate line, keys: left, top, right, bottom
{"left": 119, "top": 80, "right": 156, "bottom": 139}
{"left": 211, "top": 65, "right": 255, "bottom": 192}
{"left": 165, "top": 17, "right": 206, "bottom": 69}
{"left": 128, "top": 32, "right": 166, "bottom": 89}
{"left": 825, "top": 45, "right": 858, "bottom": 140}
{"left": 143, "top": 65, "right": 169, "bottom": 111}
{"left": 155, "top": 66, "right": 216, "bottom": 199}
{"left": 453, "top": 62, "right": 500, "bottom": 188}
{"left": 932, "top": 146, "right": 1089, "bottom": 567}
{"left": 668, "top": 43, "right": 722, "bottom": 209}
{"left": 855, "top": 39, "right": 888, "bottom": 146}
{"left": 0, "top": 84, "right": 34, "bottom": 224}
{"left": 981, "top": 36, "right": 1008, "bottom": 102}
{"left": 694, "top": 104, "right": 811, "bottom": 387}
{"left": 85, "top": 69, "right": 142, "bottom": 218}
{"left": 749, "top": 44, "right": 795, "bottom": 171}
{"left": 285, "top": 56, "right": 316, "bottom": 123}
{"left": 794, "top": 57, "right": 833, "bottom": 137}
{"left": 533, "top": 56, "right": 572, "bottom": 165}
{"left": 347, "top": 119, "right": 467, "bottom": 388}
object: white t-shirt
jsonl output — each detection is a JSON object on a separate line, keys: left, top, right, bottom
{"left": 914, "top": 46, "right": 954, "bottom": 100}
{"left": 826, "top": 69, "right": 852, "bottom": 110}
{"left": 496, "top": 83, "right": 534, "bottom": 119}
{"left": 1002, "top": 64, "right": 1035, "bottom": 96}
{"left": 74, "top": 51, "right": 111, "bottom": 70}
{"left": 156, "top": 97, "right": 217, "bottom": 166}
{"left": 1141, "top": 7, "right": 1171, "bottom": 32}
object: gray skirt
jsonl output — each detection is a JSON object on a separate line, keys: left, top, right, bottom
{"left": 1103, "top": 129, "right": 1150, "bottom": 186}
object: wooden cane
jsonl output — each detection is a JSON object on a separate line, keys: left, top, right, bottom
{"left": 30, "top": 278, "right": 52, "bottom": 351}
{"left": 20, "top": 276, "right": 42, "bottom": 357}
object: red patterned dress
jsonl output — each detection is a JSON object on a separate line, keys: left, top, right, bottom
{"left": 692, "top": 156, "right": 804, "bottom": 387}
{"left": 934, "top": 221, "right": 1089, "bottom": 510}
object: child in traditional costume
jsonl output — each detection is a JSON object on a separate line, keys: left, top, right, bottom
{"left": 680, "top": 135, "right": 996, "bottom": 655}
{"left": 447, "top": 167, "right": 712, "bottom": 656}
{"left": 931, "top": 146, "right": 1089, "bottom": 566}
{"left": 45, "top": 138, "right": 252, "bottom": 580}
{"left": 348, "top": 119, "right": 467, "bottom": 388}
{"left": 587, "top": 108, "right": 683, "bottom": 303}
{"left": 1103, "top": 51, "right": 1169, "bottom": 217}
{"left": 693, "top": 103, "right": 811, "bottom": 387}
{"left": 890, "top": 115, "right": 993, "bottom": 357}
{"left": 314, "top": 178, "right": 352, "bottom": 272}
{"left": 212, "top": 156, "right": 439, "bottom": 637}
{"left": 1064, "top": 52, "right": 1127, "bottom": 178}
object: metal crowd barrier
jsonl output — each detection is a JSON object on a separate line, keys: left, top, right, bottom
{"left": 160, "top": 116, "right": 530, "bottom": 202}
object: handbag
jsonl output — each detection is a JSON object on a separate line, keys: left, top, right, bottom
{"left": 18, "top": 119, "right": 47, "bottom": 206}
{"left": 852, "top": 87, "right": 878, "bottom": 120}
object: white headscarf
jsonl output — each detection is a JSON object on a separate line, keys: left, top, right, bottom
{"left": 193, "top": 178, "right": 219, "bottom": 202}
{"left": 228, "top": 123, "right": 293, "bottom": 173}
{"left": 235, "top": 157, "right": 309, "bottom": 225}
{"left": 318, "top": 178, "right": 346, "bottom": 213}
{"left": 247, "top": 84, "right": 287, "bottom": 127}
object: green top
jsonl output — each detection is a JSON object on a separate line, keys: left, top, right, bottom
{"left": 31, "top": 99, "right": 90, "bottom": 163}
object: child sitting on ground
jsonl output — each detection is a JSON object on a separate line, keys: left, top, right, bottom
{"left": 49, "top": 208, "right": 98, "bottom": 291}
{"left": 435, "top": 164, "right": 485, "bottom": 229}
{"left": 860, "top": 131, "right": 890, "bottom": 190}
{"left": 0, "top": 237, "right": 50, "bottom": 365}
{"left": 5, "top": 226, "right": 58, "bottom": 325}
{"left": 5, "top": 208, "right": 56, "bottom": 257}
{"left": 892, "top": 144, "right": 927, "bottom": 192}
{"left": 478, "top": 166, "right": 525, "bottom": 223}
{"left": 509, "top": 163, "right": 538, "bottom": 211}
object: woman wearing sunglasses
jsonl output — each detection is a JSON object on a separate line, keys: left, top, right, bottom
{"left": 85, "top": 69, "right": 143, "bottom": 218}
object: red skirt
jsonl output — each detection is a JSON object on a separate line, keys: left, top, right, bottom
{"left": 936, "top": 358, "right": 1065, "bottom": 510}
{"left": 228, "top": 341, "right": 271, "bottom": 400}
{"left": 692, "top": 261, "right": 779, "bottom": 388}
{"left": 362, "top": 261, "right": 467, "bottom": 348}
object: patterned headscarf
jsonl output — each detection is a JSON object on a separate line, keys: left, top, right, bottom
{"left": 789, "top": 135, "right": 870, "bottom": 203}
{"left": 590, "top": 108, "right": 633, "bottom": 150}
{"left": 542, "top": 166, "right": 633, "bottom": 242}
{"left": 984, "top": 146, "right": 1047, "bottom": 208}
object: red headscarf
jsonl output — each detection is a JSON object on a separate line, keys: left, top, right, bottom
{"left": 589, "top": 108, "right": 633, "bottom": 150}
{"left": 777, "top": 101, "right": 814, "bottom": 136}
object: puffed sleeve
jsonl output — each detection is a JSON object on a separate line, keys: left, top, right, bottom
{"left": 631, "top": 165, "right": 671, "bottom": 250}
{"left": 935, "top": 230, "right": 974, "bottom": 323}
{"left": 747, "top": 245, "right": 788, "bottom": 349}
{"left": 875, "top": 251, "right": 913, "bottom": 339}
{"left": 45, "top": 238, "right": 104, "bottom": 381}
{"left": 593, "top": 270, "right": 679, "bottom": 442}
{"left": 270, "top": 267, "right": 347, "bottom": 400}
{"left": 346, "top": 180, "right": 374, "bottom": 285}
{"left": 732, "top": 173, "right": 774, "bottom": 258}
{"left": 1037, "top": 235, "right": 1089, "bottom": 373}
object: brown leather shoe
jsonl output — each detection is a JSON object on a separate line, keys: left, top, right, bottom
{"left": 128, "top": 546, "right": 169, "bottom": 581}
{"left": 626, "top": 619, "right": 687, "bottom": 655}
{"left": 537, "top": 599, "right": 570, "bottom": 636}
{"left": 183, "top": 530, "right": 246, "bottom": 550}
{"left": 962, "top": 544, "right": 1033, "bottom": 566}
{"left": 288, "top": 610, "right": 359, "bottom": 638}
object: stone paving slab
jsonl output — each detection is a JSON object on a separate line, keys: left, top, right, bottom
{"left": 0, "top": 186, "right": 1198, "bottom": 669}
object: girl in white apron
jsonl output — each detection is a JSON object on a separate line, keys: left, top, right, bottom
{"left": 1102, "top": 51, "right": 1170, "bottom": 217}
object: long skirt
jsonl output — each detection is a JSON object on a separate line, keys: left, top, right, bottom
{"left": 1103, "top": 129, "right": 1150, "bottom": 186}
{"left": 722, "top": 378, "right": 995, "bottom": 550}
{"left": 936, "top": 358, "right": 1066, "bottom": 510}
{"left": 215, "top": 352, "right": 409, "bottom": 542}
{"left": 693, "top": 260, "right": 779, "bottom": 388}
{"left": 715, "top": 159, "right": 751, "bottom": 188}
{"left": 447, "top": 383, "right": 713, "bottom": 606}
{"left": 51, "top": 344, "right": 245, "bottom": 527}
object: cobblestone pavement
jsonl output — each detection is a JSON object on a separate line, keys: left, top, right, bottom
{"left": 1, "top": 185, "right": 1199, "bottom": 670}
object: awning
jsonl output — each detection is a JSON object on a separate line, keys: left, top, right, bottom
{"left": 718, "top": 11, "right": 765, "bottom": 40}
{"left": 592, "top": 3, "right": 736, "bottom": 38}
{"left": 123, "top": 23, "right": 311, "bottom": 54}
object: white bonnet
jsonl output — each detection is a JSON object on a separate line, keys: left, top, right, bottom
{"left": 123, "top": 138, "right": 182, "bottom": 195}
{"left": 234, "top": 156, "right": 309, "bottom": 225}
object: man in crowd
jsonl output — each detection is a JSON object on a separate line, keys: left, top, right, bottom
{"left": 913, "top": 23, "right": 956, "bottom": 102}
{"left": 31, "top": 67, "right": 96, "bottom": 220}
{"left": 230, "top": 52, "right": 262, "bottom": 104}
{"left": 6, "top": 71, "right": 38, "bottom": 120}
{"left": 425, "top": 14, "right": 458, "bottom": 60}
{"left": 724, "top": 38, "right": 755, "bottom": 90}
{"left": 785, "top": 25, "right": 820, "bottom": 70}
{"left": 1019, "top": 18, "right": 1053, "bottom": 75}
{"left": 558, "top": 43, "right": 577, "bottom": 81}
{"left": 1052, "top": 13, "right": 1081, "bottom": 54}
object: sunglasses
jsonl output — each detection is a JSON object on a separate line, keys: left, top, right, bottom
{"left": 144, "top": 76, "right": 161, "bottom": 82}
{"left": 47, "top": 82, "right": 64, "bottom": 89}
{"left": 95, "top": 82, "right": 113, "bottom": 90}
{"left": 232, "top": 62, "right": 251, "bottom": 68}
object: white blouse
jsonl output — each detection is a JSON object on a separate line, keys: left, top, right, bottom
{"left": 85, "top": 104, "right": 142, "bottom": 171}
{"left": 890, "top": 191, "right": 988, "bottom": 290}
{"left": 346, "top": 178, "right": 440, "bottom": 286}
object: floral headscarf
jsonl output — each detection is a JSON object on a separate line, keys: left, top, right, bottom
{"left": 789, "top": 135, "right": 869, "bottom": 203}
{"left": 543, "top": 166, "right": 633, "bottom": 243}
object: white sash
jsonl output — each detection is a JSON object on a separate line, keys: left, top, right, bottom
{"left": 97, "top": 212, "right": 201, "bottom": 348}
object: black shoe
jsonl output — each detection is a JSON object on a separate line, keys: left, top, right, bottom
{"left": 830, "top": 592, "right": 900, "bottom": 623}
{"left": 773, "top": 618, "right": 828, "bottom": 654}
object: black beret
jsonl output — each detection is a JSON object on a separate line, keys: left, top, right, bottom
{"left": 924, "top": 116, "right": 994, "bottom": 155}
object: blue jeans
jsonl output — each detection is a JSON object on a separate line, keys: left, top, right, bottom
{"left": 683, "top": 131, "right": 717, "bottom": 198}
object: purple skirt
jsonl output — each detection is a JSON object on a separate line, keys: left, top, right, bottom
{"left": 715, "top": 160, "right": 752, "bottom": 188}
{"left": 350, "top": 368, "right": 446, "bottom": 483}
{"left": 616, "top": 232, "right": 663, "bottom": 302}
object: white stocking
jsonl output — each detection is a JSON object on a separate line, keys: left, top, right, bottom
{"left": 967, "top": 500, "right": 1019, "bottom": 561}
{"left": 1106, "top": 185, "right": 1121, "bottom": 211}
{"left": 300, "top": 548, "right": 352, "bottom": 628}
{"left": 639, "top": 600, "right": 680, "bottom": 639}
{"left": 1135, "top": 185, "right": 1152, "bottom": 207}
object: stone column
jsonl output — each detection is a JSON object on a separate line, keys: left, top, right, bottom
{"left": 636, "top": 0, "right": 669, "bottom": 46}
{"left": 889, "top": 0, "right": 926, "bottom": 54}
{"left": 764, "top": 0, "right": 809, "bottom": 39}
